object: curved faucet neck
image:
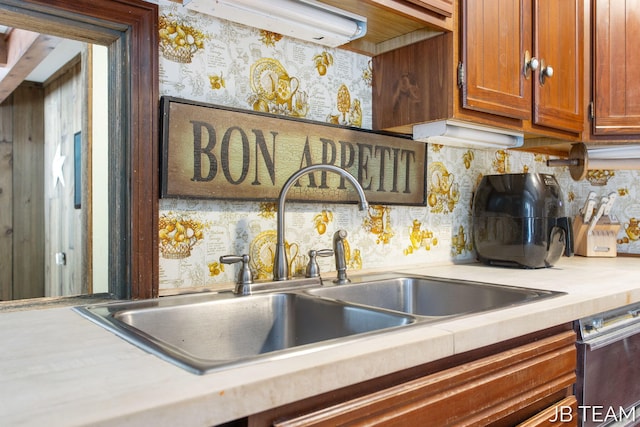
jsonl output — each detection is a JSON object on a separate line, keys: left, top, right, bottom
{"left": 273, "top": 164, "right": 368, "bottom": 281}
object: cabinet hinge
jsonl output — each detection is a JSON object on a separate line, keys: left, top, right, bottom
{"left": 588, "top": 102, "right": 595, "bottom": 121}
{"left": 457, "top": 62, "right": 465, "bottom": 88}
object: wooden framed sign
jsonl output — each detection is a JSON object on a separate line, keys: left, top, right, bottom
{"left": 160, "top": 97, "right": 427, "bottom": 205}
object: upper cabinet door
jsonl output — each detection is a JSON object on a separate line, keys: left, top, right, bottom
{"left": 593, "top": 0, "right": 640, "bottom": 135}
{"left": 461, "top": 0, "right": 532, "bottom": 120}
{"left": 532, "top": 0, "right": 583, "bottom": 132}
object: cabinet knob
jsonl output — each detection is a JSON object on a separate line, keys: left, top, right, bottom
{"left": 539, "top": 59, "right": 554, "bottom": 86}
{"left": 523, "top": 50, "right": 539, "bottom": 79}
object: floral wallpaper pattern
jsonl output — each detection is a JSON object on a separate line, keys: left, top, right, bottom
{"left": 157, "top": 0, "right": 640, "bottom": 293}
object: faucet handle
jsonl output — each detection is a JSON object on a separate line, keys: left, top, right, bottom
{"left": 305, "top": 249, "right": 334, "bottom": 278}
{"left": 219, "top": 254, "right": 253, "bottom": 295}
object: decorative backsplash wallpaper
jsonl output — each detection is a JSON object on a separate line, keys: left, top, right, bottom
{"left": 157, "top": 1, "right": 640, "bottom": 292}
{"left": 157, "top": 2, "right": 371, "bottom": 127}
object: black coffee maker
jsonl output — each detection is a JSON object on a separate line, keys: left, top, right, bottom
{"left": 472, "top": 173, "right": 573, "bottom": 268}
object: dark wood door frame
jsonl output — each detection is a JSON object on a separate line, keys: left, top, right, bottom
{"left": 0, "top": 0, "right": 159, "bottom": 299}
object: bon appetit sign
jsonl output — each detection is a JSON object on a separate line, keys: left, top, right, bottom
{"left": 160, "top": 97, "right": 426, "bottom": 205}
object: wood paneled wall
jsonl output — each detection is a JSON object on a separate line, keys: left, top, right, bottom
{"left": 44, "top": 59, "right": 84, "bottom": 297}
{"left": 0, "top": 91, "right": 13, "bottom": 300}
{"left": 0, "top": 59, "right": 85, "bottom": 301}
{"left": 0, "top": 83, "right": 45, "bottom": 300}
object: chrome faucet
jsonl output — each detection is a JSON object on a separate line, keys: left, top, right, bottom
{"left": 333, "top": 229, "right": 351, "bottom": 284}
{"left": 273, "top": 164, "right": 368, "bottom": 281}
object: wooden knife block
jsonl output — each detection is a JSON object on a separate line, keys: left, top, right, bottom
{"left": 572, "top": 215, "right": 620, "bottom": 257}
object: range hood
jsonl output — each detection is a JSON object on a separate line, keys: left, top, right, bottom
{"left": 183, "top": 0, "right": 367, "bottom": 47}
{"left": 413, "top": 119, "right": 524, "bottom": 150}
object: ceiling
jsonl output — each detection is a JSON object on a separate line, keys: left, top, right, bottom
{"left": 0, "top": 26, "right": 83, "bottom": 103}
{"left": 25, "top": 39, "right": 84, "bottom": 82}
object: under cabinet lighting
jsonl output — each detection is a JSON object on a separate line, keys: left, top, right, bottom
{"left": 586, "top": 145, "right": 640, "bottom": 160}
{"left": 183, "top": 0, "right": 367, "bottom": 47}
{"left": 413, "top": 119, "right": 524, "bottom": 150}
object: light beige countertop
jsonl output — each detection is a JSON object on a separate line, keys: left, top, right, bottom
{"left": 1, "top": 256, "right": 639, "bottom": 426}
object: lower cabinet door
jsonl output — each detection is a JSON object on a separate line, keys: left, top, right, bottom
{"left": 274, "top": 331, "right": 576, "bottom": 427}
{"left": 518, "top": 396, "right": 578, "bottom": 427}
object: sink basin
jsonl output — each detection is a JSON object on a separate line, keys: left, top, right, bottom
{"left": 308, "top": 275, "right": 563, "bottom": 317}
{"left": 74, "top": 292, "right": 415, "bottom": 374}
{"left": 74, "top": 273, "right": 564, "bottom": 375}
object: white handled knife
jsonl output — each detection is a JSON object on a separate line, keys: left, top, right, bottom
{"left": 582, "top": 198, "right": 596, "bottom": 223}
{"left": 602, "top": 192, "right": 617, "bottom": 217}
{"left": 581, "top": 191, "right": 597, "bottom": 222}
{"left": 588, "top": 196, "right": 608, "bottom": 235}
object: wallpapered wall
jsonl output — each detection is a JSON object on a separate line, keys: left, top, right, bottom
{"left": 157, "top": 1, "right": 640, "bottom": 292}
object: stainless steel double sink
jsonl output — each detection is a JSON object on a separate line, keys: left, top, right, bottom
{"left": 74, "top": 273, "right": 564, "bottom": 374}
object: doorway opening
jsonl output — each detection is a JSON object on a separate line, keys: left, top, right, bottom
{"left": 0, "top": 30, "right": 110, "bottom": 300}
{"left": 0, "top": 0, "right": 159, "bottom": 302}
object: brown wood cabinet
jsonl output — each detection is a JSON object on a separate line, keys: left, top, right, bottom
{"left": 367, "top": 0, "right": 453, "bottom": 19}
{"left": 462, "top": 0, "right": 532, "bottom": 121}
{"left": 398, "top": 0, "right": 453, "bottom": 17}
{"left": 318, "top": 0, "right": 453, "bottom": 55}
{"left": 373, "top": 0, "right": 584, "bottom": 142}
{"left": 590, "top": 0, "right": 640, "bottom": 137}
{"left": 372, "top": 32, "right": 454, "bottom": 132}
{"left": 248, "top": 327, "right": 577, "bottom": 427}
{"left": 531, "top": 0, "right": 584, "bottom": 133}
{"left": 462, "top": 0, "right": 583, "bottom": 134}
{"left": 519, "top": 396, "right": 578, "bottom": 427}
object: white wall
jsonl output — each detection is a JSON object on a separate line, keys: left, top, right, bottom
{"left": 92, "top": 44, "right": 109, "bottom": 294}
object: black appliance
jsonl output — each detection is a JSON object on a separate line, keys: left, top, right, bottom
{"left": 576, "top": 303, "right": 640, "bottom": 427}
{"left": 472, "top": 173, "right": 573, "bottom": 268}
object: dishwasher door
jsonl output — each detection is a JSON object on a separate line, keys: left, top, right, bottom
{"left": 576, "top": 306, "right": 640, "bottom": 427}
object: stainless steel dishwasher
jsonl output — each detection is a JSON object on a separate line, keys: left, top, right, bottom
{"left": 576, "top": 302, "right": 640, "bottom": 427}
